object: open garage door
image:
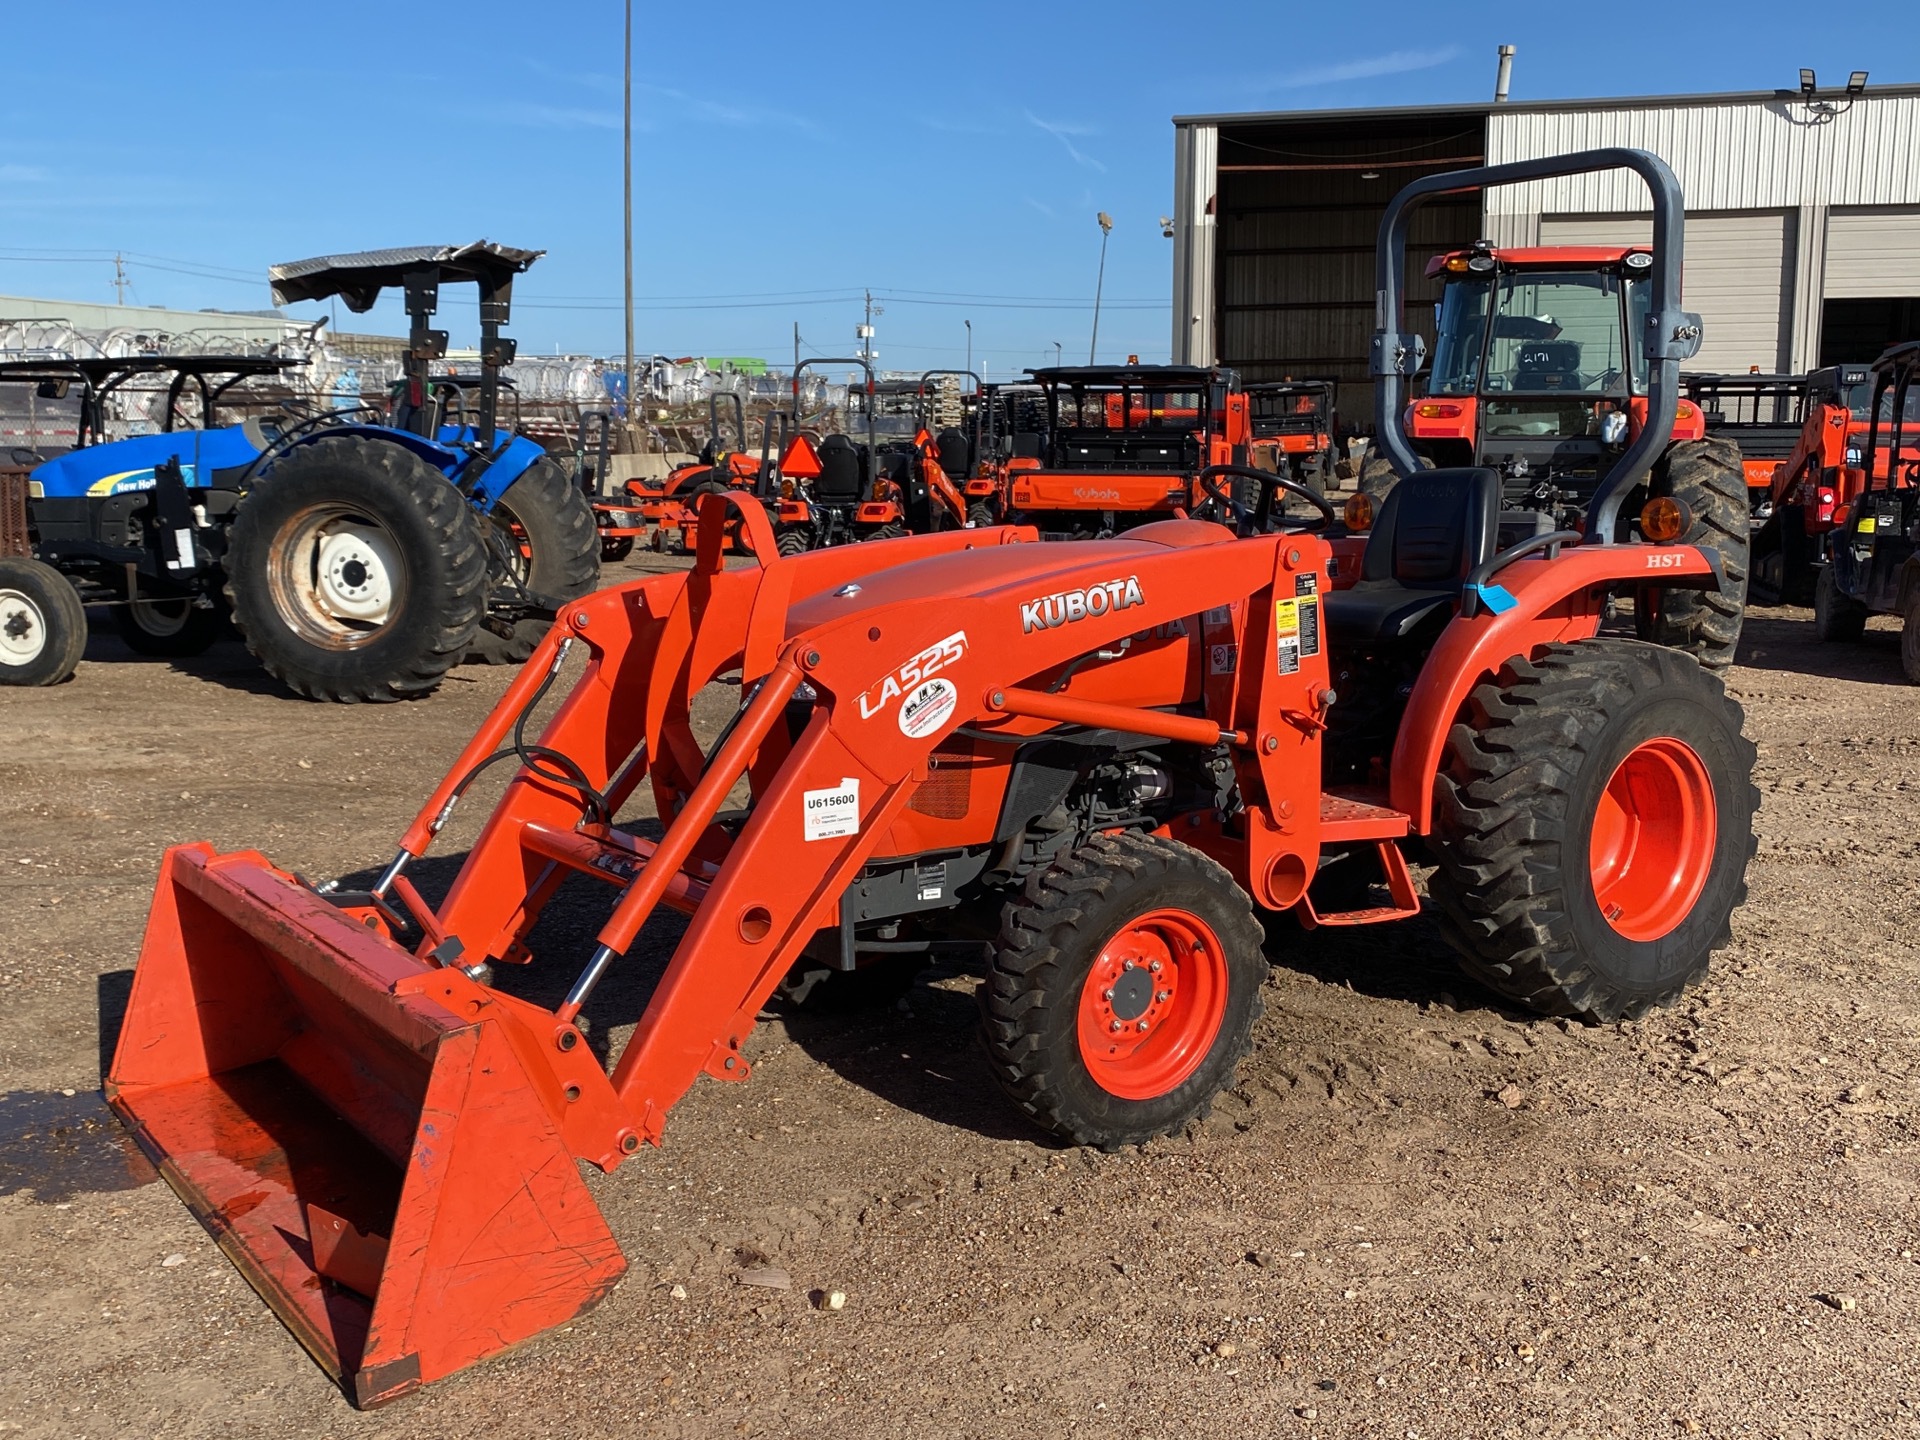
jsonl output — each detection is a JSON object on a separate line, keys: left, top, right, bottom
{"left": 1820, "top": 208, "right": 1920, "bottom": 366}
{"left": 1540, "top": 211, "right": 1791, "bottom": 376}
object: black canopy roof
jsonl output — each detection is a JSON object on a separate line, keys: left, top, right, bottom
{"left": 0, "top": 354, "right": 294, "bottom": 384}
{"left": 1026, "top": 364, "right": 1220, "bottom": 386}
{"left": 268, "top": 242, "right": 542, "bottom": 311}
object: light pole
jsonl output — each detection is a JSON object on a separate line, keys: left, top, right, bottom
{"left": 1054, "top": 341, "right": 1063, "bottom": 367}
{"left": 622, "top": 0, "right": 635, "bottom": 427}
{"left": 1089, "top": 211, "right": 1113, "bottom": 364}
{"left": 965, "top": 318, "right": 972, "bottom": 378}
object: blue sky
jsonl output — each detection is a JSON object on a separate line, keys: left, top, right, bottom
{"left": 0, "top": 1, "right": 1912, "bottom": 378}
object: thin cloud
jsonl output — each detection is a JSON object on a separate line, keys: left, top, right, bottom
{"left": 500, "top": 102, "right": 629, "bottom": 131}
{"left": 1258, "top": 46, "right": 1461, "bottom": 90}
{"left": 1024, "top": 111, "right": 1106, "bottom": 173}
{"left": 1025, "top": 197, "right": 1057, "bottom": 219}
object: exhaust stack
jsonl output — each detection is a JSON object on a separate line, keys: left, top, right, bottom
{"left": 1494, "top": 45, "right": 1516, "bottom": 103}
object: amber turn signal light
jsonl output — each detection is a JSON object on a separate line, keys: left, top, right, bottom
{"left": 1343, "top": 492, "right": 1375, "bottom": 531}
{"left": 1639, "top": 495, "right": 1689, "bottom": 544}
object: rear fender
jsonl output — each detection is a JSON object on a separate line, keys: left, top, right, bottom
{"left": 1389, "top": 542, "right": 1719, "bottom": 828}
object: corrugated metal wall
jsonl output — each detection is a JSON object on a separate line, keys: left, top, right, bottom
{"left": 1539, "top": 211, "right": 1794, "bottom": 374}
{"left": 1484, "top": 95, "right": 1920, "bottom": 215}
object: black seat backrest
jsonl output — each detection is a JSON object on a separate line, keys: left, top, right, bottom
{"left": 935, "top": 428, "right": 971, "bottom": 479}
{"left": 1012, "top": 431, "right": 1043, "bottom": 459}
{"left": 1514, "top": 340, "right": 1582, "bottom": 390}
{"left": 1361, "top": 468, "right": 1501, "bottom": 587}
{"left": 813, "top": 433, "right": 864, "bottom": 503}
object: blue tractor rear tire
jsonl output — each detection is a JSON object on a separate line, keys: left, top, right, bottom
{"left": 224, "top": 436, "right": 488, "bottom": 702}
{"left": 468, "top": 457, "right": 601, "bottom": 665}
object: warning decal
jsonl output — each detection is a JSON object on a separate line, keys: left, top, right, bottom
{"left": 803, "top": 777, "right": 860, "bottom": 841}
{"left": 1274, "top": 598, "right": 1301, "bottom": 676}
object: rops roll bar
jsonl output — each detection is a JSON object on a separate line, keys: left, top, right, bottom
{"left": 1370, "top": 147, "right": 1703, "bottom": 543}
{"left": 792, "top": 357, "right": 877, "bottom": 454}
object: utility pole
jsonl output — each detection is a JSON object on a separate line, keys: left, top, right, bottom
{"left": 1089, "top": 212, "right": 1112, "bottom": 364}
{"left": 622, "top": 0, "right": 636, "bottom": 428}
{"left": 113, "top": 252, "right": 129, "bottom": 306}
{"left": 965, "top": 318, "right": 972, "bottom": 378}
{"left": 1055, "top": 340, "right": 1062, "bottom": 367}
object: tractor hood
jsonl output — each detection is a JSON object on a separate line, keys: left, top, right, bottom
{"left": 782, "top": 520, "right": 1235, "bottom": 641}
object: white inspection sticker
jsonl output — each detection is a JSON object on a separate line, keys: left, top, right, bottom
{"left": 803, "top": 777, "right": 861, "bottom": 841}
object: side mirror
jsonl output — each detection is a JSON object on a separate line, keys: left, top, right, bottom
{"left": 35, "top": 379, "right": 70, "bottom": 400}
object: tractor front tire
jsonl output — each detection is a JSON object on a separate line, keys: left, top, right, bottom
{"left": 225, "top": 437, "right": 487, "bottom": 702}
{"left": 980, "top": 832, "right": 1265, "bottom": 1148}
{"left": 1429, "top": 639, "right": 1757, "bottom": 1023}
{"left": 1811, "top": 565, "right": 1867, "bottom": 643}
{"left": 113, "top": 587, "right": 225, "bottom": 657}
{"left": 1639, "top": 436, "right": 1748, "bottom": 669}
{"left": 470, "top": 458, "right": 601, "bottom": 666}
{"left": 0, "top": 557, "right": 86, "bottom": 686}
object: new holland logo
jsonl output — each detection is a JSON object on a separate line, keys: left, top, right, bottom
{"left": 1020, "top": 575, "right": 1145, "bottom": 634}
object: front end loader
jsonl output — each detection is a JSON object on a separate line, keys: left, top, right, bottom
{"left": 107, "top": 148, "right": 1758, "bottom": 1408}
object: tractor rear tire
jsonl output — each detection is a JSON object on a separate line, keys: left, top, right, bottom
{"left": 1428, "top": 638, "right": 1757, "bottom": 1023}
{"left": 980, "top": 832, "right": 1265, "bottom": 1148}
{"left": 1638, "top": 436, "right": 1748, "bottom": 669}
{"left": 966, "top": 501, "right": 995, "bottom": 528}
{"left": 112, "top": 587, "right": 225, "bottom": 657}
{"left": 225, "top": 436, "right": 487, "bottom": 702}
{"left": 1901, "top": 598, "right": 1920, "bottom": 684}
{"left": 774, "top": 527, "right": 810, "bottom": 558}
{"left": 469, "top": 458, "right": 601, "bottom": 666}
{"left": 867, "top": 521, "right": 906, "bottom": 542}
{"left": 1359, "top": 451, "right": 1431, "bottom": 504}
{"left": 1811, "top": 565, "right": 1867, "bottom": 643}
{"left": 0, "top": 557, "right": 86, "bottom": 686}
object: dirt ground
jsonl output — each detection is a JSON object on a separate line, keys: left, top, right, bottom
{"left": 1, "top": 553, "right": 1916, "bottom": 1440}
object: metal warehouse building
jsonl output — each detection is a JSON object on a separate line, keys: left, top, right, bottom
{"left": 1170, "top": 81, "right": 1920, "bottom": 423}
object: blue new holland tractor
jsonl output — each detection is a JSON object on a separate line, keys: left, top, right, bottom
{"left": 0, "top": 242, "right": 598, "bottom": 700}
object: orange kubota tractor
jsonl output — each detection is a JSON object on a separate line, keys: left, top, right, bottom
{"left": 106, "top": 149, "right": 1757, "bottom": 1407}
{"left": 1004, "top": 363, "right": 1250, "bottom": 537}
{"left": 1363, "top": 226, "right": 1749, "bottom": 670}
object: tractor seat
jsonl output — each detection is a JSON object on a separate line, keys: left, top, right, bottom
{"left": 1322, "top": 468, "right": 1501, "bottom": 646}
{"left": 935, "top": 428, "right": 971, "bottom": 479}
{"left": 812, "top": 433, "right": 865, "bottom": 504}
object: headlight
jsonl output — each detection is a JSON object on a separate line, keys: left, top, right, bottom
{"left": 1846, "top": 447, "right": 1862, "bottom": 466}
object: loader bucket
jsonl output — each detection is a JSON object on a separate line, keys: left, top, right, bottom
{"left": 106, "top": 843, "right": 626, "bottom": 1408}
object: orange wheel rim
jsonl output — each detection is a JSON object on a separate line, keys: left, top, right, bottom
{"left": 1076, "top": 909, "right": 1229, "bottom": 1100}
{"left": 1588, "top": 737, "right": 1717, "bottom": 942}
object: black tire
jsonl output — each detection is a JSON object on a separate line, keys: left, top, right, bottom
{"left": 866, "top": 521, "right": 906, "bottom": 542}
{"left": 1638, "top": 437, "right": 1748, "bottom": 669}
{"left": 980, "top": 832, "right": 1266, "bottom": 1148}
{"left": 600, "top": 534, "right": 636, "bottom": 563}
{"left": 774, "top": 526, "right": 810, "bottom": 558}
{"left": 1811, "top": 565, "right": 1867, "bottom": 643}
{"left": 112, "top": 587, "right": 225, "bottom": 657}
{"left": 469, "top": 458, "right": 601, "bottom": 666}
{"left": 966, "top": 500, "right": 995, "bottom": 528}
{"left": 1902, "top": 598, "right": 1920, "bottom": 684}
{"left": 0, "top": 557, "right": 86, "bottom": 687}
{"left": 224, "top": 436, "right": 487, "bottom": 703}
{"left": 1429, "top": 639, "right": 1757, "bottom": 1023}
{"left": 1359, "top": 451, "right": 1431, "bottom": 504}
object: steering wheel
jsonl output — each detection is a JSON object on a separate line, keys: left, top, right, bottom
{"left": 1195, "top": 463, "right": 1334, "bottom": 535}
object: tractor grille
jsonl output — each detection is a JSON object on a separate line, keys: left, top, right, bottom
{"left": 908, "top": 739, "right": 975, "bottom": 820}
{"left": 0, "top": 470, "right": 29, "bottom": 560}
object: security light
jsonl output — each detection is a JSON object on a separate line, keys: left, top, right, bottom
{"left": 1799, "top": 68, "right": 1817, "bottom": 95}
{"left": 1847, "top": 71, "right": 1868, "bottom": 95}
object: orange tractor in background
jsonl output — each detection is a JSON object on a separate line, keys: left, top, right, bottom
{"left": 1245, "top": 378, "right": 1339, "bottom": 495}
{"left": 1004, "top": 363, "right": 1251, "bottom": 537}
{"left": 104, "top": 147, "right": 1757, "bottom": 1409}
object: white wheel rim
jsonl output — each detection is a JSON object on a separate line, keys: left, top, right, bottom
{"left": 266, "top": 505, "right": 409, "bottom": 651}
{"left": 314, "top": 524, "right": 400, "bottom": 623}
{"left": 0, "top": 588, "right": 48, "bottom": 666}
